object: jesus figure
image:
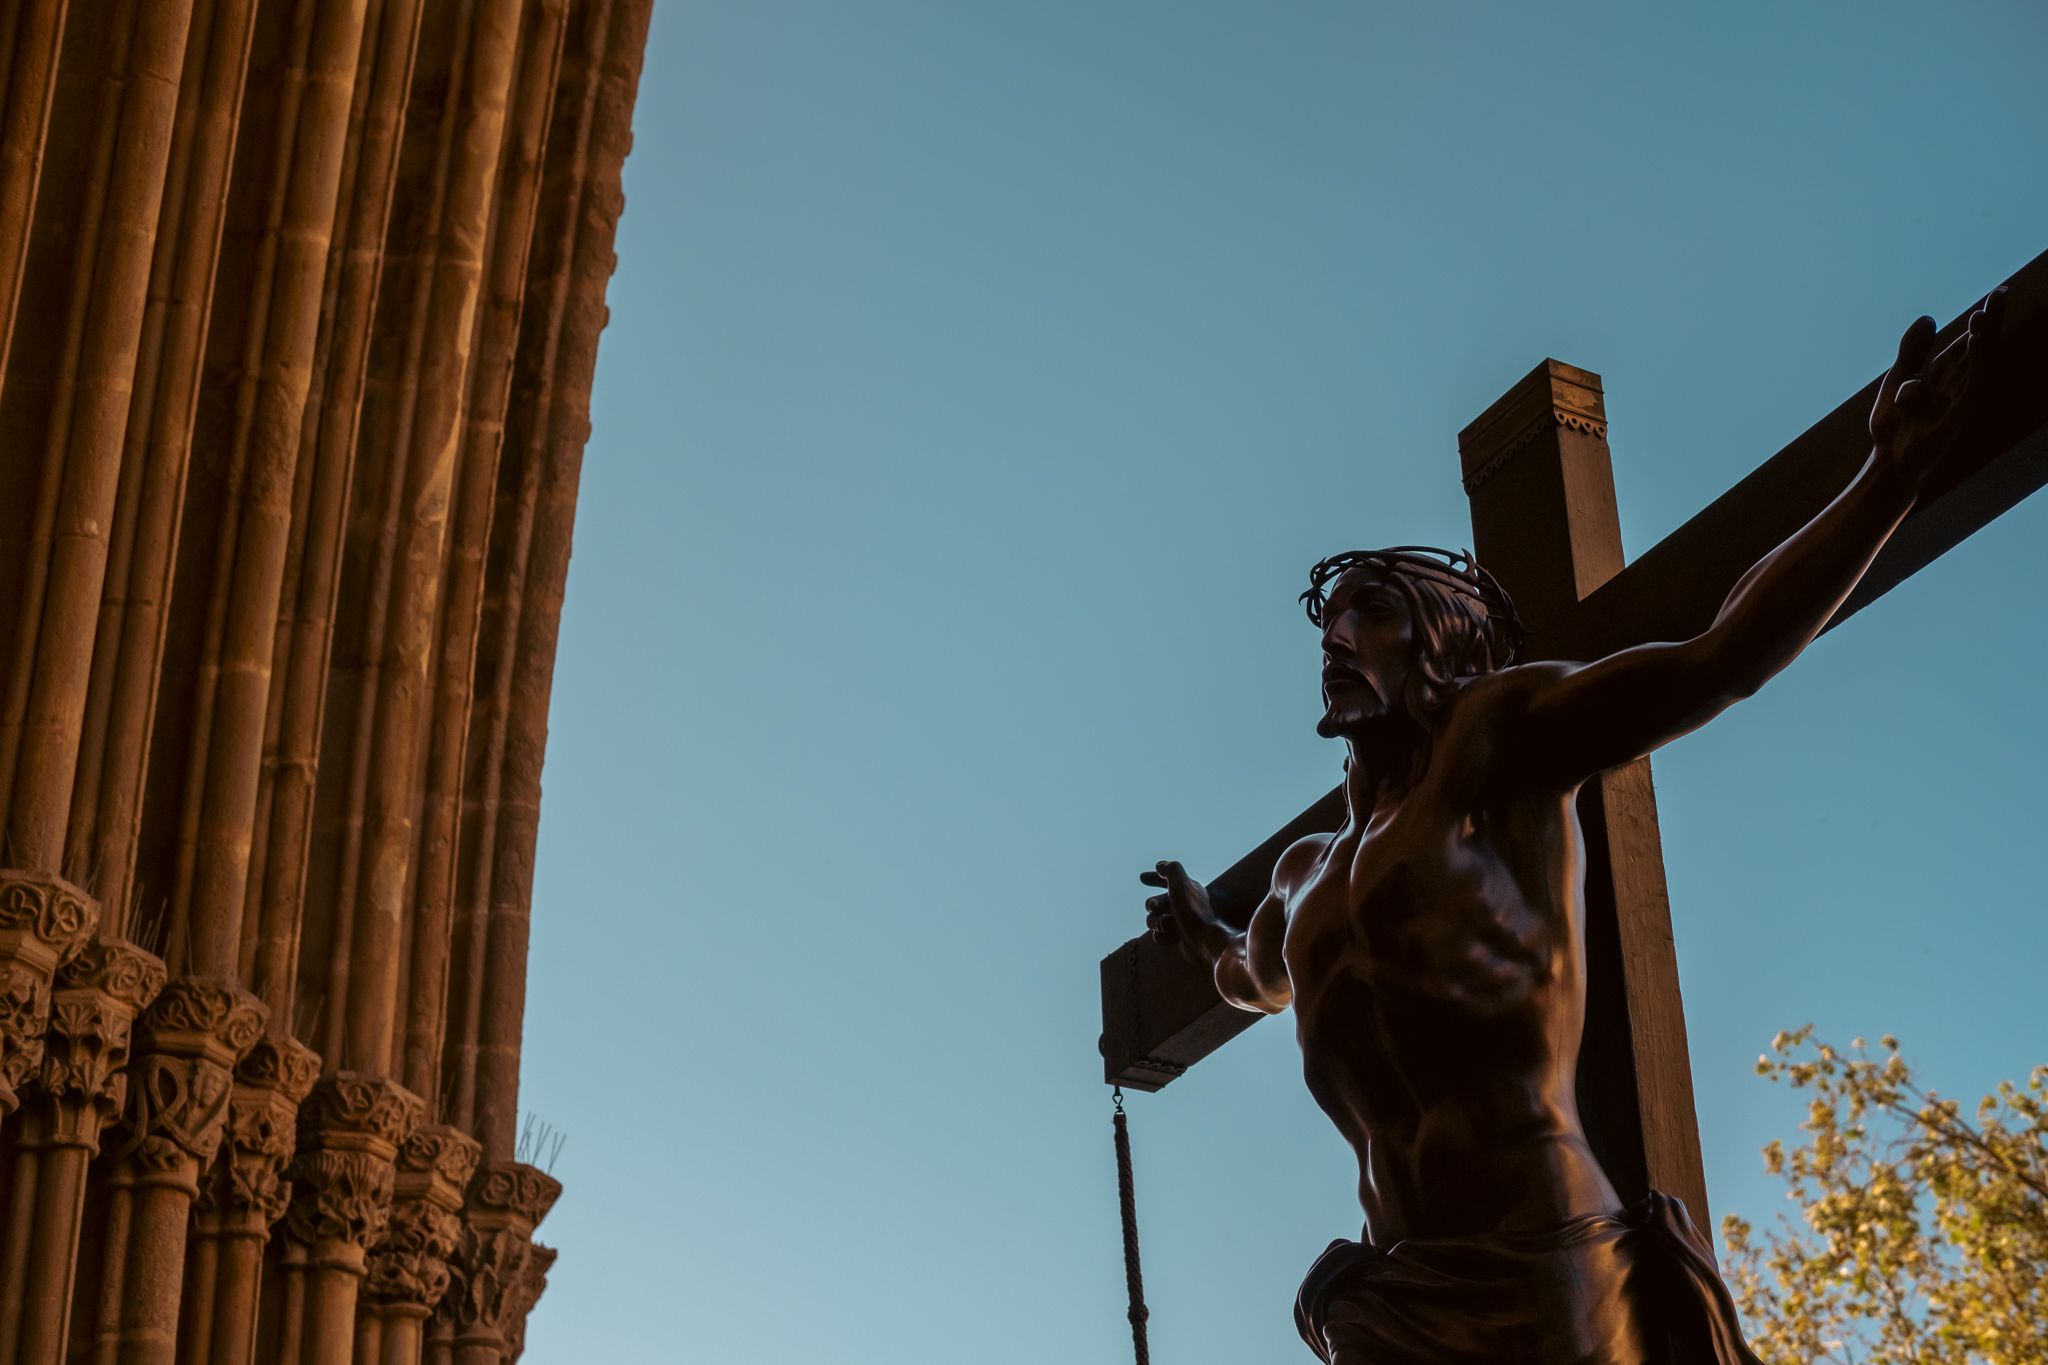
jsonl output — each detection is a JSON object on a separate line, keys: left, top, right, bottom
{"left": 1142, "top": 294, "right": 2003, "bottom": 1365}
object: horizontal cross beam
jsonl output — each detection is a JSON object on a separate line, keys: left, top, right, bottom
{"left": 1102, "top": 247, "right": 2048, "bottom": 1091}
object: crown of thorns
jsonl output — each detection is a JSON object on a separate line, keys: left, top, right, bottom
{"left": 1300, "top": 545, "right": 1527, "bottom": 666}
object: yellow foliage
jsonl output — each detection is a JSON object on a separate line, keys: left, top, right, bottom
{"left": 1722, "top": 1030, "right": 2048, "bottom": 1364}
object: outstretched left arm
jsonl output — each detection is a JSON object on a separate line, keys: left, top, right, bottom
{"left": 1509, "top": 292, "right": 2005, "bottom": 788}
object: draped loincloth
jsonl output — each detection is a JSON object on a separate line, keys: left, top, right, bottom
{"left": 1294, "top": 1191, "right": 1764, "bottom": 1365}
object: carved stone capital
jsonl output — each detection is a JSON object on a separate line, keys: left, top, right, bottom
{"left": 435, "top": 1221, "right": 535, "bottom": 1344}
{"left": 437, "top": 1161, "right": 564, "bottom": 1345}
{"left": 362, "top": 1194, "right": 463, "bottom": 1310}
{"left": 133, "top": 976, "right": 269, "bottom": 1068}
{"left": 398, "top": 1124, "right": 484, "bottom": 1203}
{"left": 0, "top": 870, "right": 100, "bottom": 1114}
{"left": 0, "top": 870, "right": 99, "bottom": 958}
{"left": 235, "top": 1032, "right": 322, "bottom": 1099}
{"left": 297, "top": 1071, "right": 426, "bottom": 1156}
{"left": 467, "top": 1160, "right": 562, "bottom": 1230}
{"left": 194, "top": 1036, "right": 322, "bottom": 1236}
{"left": 282, "top": 1147, "right": 398, "bottom": 1255}
{"left": 506, "top": 1242, "right": 557, "bottom": 1361}
{"left": 283, "top": 1073, "right": 424, "bottom": 1261}
{"left": 197, "top": 1082, "right": 301, "bottom": 1232}
{"left": 0, "top": 959, "right": 52, "bottom": 1116}
{"left": 56, "top": 935, "right": 167, "bottom": 1010}
{"left": 113, "top": 978, "right": 267, "bottom": 1178}
{"left": 363, "top": 1125, "right": 483, "bottom": 1312}
{"left": 26, "top": 939, "right": 166, "bottom": 1150}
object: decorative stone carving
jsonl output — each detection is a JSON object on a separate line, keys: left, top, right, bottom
{"left": 298, "top": 1070, "right": 427, "bottom": 1149}
{"left": 0, "top": 869, "right": 98, "bottom": 950}
{"left": 114, "top": 978, "right": 268, "bottom": 1174}
{"left": 119, "top": 1053, "right": 235, "bottom": 1172}
{"left": 434, "top": 1161, "right": 563, "bottom": 1343}
{"left": 32, "top": 940, "right": 166, "bottom": 1149}
{"left": 283, "top": 1148, "right": 399, "bottom": 1250}
{"left": 468, "top": 1160, "right": 562, "bottom": 1227}
{"left": 505, "top": 1242, "right": 557, "bottom": 1361}
{"left": 364, "top": 1191, "right": 464, "bottom": 1309}
{"left": 364, "top": 1124, "right": 483, "bottom": 1311}
{"left": 138, "top": 978, "right": 269, "bottom": 1059}
{"left": 201, "top": 1088, "right": 300, "bottom": 1226}
{"left": 235, "top": 1031, "right": 324, "bottom": 1096}
{"left": 399, "top": 1123, "right": 485, "bottom": 1190}
{"left": 0, "top": 961, "right": 51, "bottom": 1113}
{"left": 436, "top": 1222, "right": 535, "bottom": 1340}
{"left": 41, "top": 995, "right": 127, "bottom": 1114}
{"left": 195, "top": 1035, "right": 322, "bottom": 1232}
{"left": 283, "top": 1073, "right": 424, "bottom": 1257}
{"left": 55, "top": 936, "right": 167, "bottom": 1010}
{"left": 0, "top": 870, "right": 100, "bottom": 1114}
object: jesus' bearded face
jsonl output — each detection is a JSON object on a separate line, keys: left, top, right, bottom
{"left": 1316, "top": 569, "right": 1416, "bottom": 740}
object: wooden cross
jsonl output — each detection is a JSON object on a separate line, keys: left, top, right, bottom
{"left": 1100, "top": 249, "right": 2048, "bottom": 1229}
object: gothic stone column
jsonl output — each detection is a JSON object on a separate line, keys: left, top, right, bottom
{"left": 358, "top": 1126, "right": 480, "bottom": 1365}
{"left": 0, "top": 938, "right": 162, "bottom": 1365}
{"left": 431, "top": 1162, "right": 558, "bottom": 1365}
{"left": 181, "top": 1035, "right": 321, "bottom": 1365}
{"left": 81, "top": 977, "right": 266, "bottom": 1365}
{"left": 267, "top": 1073, "right": 422, "bottom": 1365}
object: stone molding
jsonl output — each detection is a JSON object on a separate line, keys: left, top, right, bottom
{"left": 1461, "top": 409, "right": 1609, "bottom": 494}
{"left": 0, "top": 870, "right": 101, "bottom": 1114}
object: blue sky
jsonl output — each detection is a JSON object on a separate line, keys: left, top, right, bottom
{"left": 516, "top": 4, "right": 2048, "bottom": 1360}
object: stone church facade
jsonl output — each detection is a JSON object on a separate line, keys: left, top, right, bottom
{"left": 0, "top": 3, "right": 652, "bottom": 1360}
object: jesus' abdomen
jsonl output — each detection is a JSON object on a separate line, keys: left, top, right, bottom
{"left": 1282, "top": 790, "right": 1621, "bottom": 1244}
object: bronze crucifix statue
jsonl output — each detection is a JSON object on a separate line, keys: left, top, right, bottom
{"left": 1140, "top": 293, "right": 2005, "bottom": 1365}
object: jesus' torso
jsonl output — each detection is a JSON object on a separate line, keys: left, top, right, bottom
{"left": 1275, "top": 675, "right": 1624, "bottom": 1245}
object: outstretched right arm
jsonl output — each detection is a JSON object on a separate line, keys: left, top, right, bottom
{"left": 1503, "top": 294, "right": 2006, "bottom": 788}
{"left": 1142, "top": 855, "right": 1297, "bottom": 1015}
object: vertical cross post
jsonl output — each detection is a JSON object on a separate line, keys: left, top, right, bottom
{"left": 1457, "top": 360, "right": 1710, "bottom": 1227}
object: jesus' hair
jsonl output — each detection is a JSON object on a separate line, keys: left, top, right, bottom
{"left": 1302, "top": 546, "right": 1525, "bottom": 735}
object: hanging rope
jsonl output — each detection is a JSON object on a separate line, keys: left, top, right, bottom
{"left": 1111, "top": 1087, "right": 1151, "bottom": 1365}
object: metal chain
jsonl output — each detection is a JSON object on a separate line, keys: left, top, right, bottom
{"left": 1111, "top": 1087, "right": 1151, "bottom": 1365}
